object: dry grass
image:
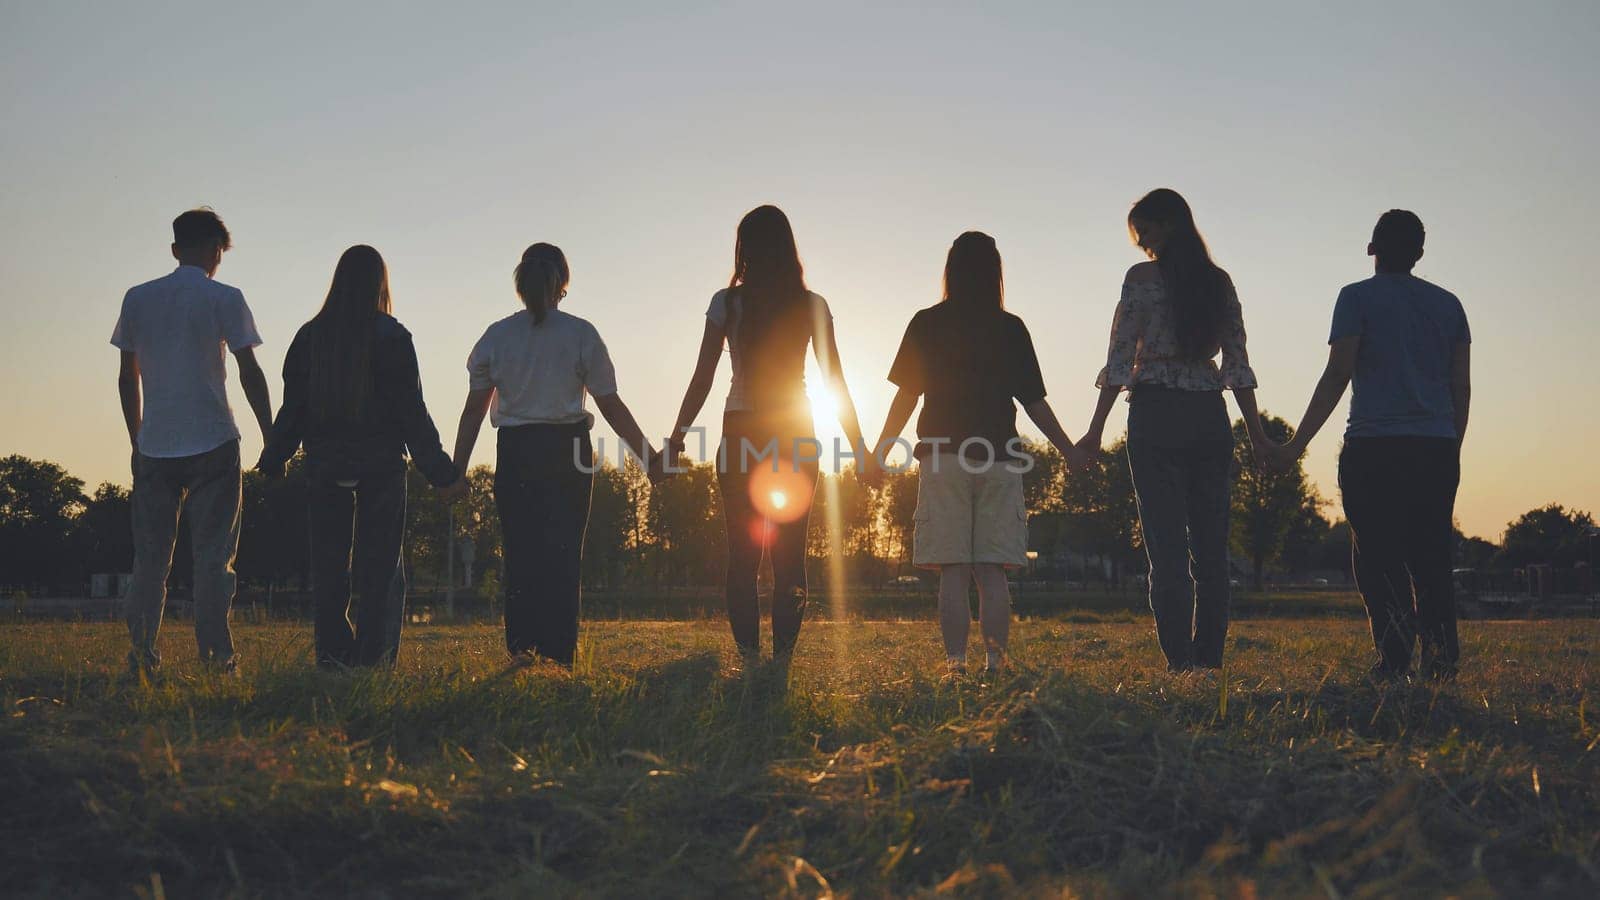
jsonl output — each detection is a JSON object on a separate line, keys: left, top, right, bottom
{"left": 2, "top": 617, "right": 1597, "bottom": 897}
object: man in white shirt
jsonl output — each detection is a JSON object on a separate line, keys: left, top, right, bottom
{"left": 111, "top": 208, "right": 273, "bottom": 675}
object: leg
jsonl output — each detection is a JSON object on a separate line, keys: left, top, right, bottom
{"left": 495, "top": 456, "right": 537, "bottom": 658}
{"left": 768, "top": 461, "right": 818, "bottom": 656}
{"left": 1127, "top": 438, "right": 1197, "bottom": 671}
{"left": 126, "top": 453, "right": 183, "bottom": 672}
{"left": 351, "top": 471, "right": 408, "bottom": 667}
{"left": 972, "top": 564, "right": 1012, "bottom": 668}
{"left": 937, "top": 564, "right": 974, "bottom": 663}
{"left": 1406, "top": 441, "right": 1462, "bottom": 677}
{"left": 718, "top": 466, "right": 764, "bottom": 656}
{"left": 1340, "top": 440, "right": 1415, "bottom": 674}
{"left": 183, "top": 441, "right": 242, "bottom": 667}
{"left": 307, "top": 478, "right": 356, "bottom": 667}
{"left": 532, "top": 463, "right": 593, "bottom": 667}
{"left": 1186, "top": 440, "right": 1235, "bottom": 668}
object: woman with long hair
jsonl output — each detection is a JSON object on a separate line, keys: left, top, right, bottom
{"left": 259, "top": 245, "right": 465, "bottom": 668}
{"left": 873, "top": 232, "right": 1078, "bottom": 676}
{"left": 1078, "top": 189, "right": 1267, "bottom": 673}
{"left": 451, "top": 243, "right": 656, "bottom": 669}
{"left": 667, "top": 205, "right": 875, "bottom": 666}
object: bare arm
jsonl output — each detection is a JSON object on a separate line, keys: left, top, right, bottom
{"left": 872, "top": 384, "right": 920, "bottom": 463}
{"left": 1284, "top": 337, "right": 1360, "bottom": 455}
{"left": 1231, "top": 388, "right": 1268, "bottom": 449}
{"left": 234, "top": 347, "right": 274, "bottom": 442}
{"left": 813, "top": 317, "right": 870, "bottom": 463}
{"left": 669, "top": 320, "right": 725, "bottom": 454}
{"left": 594, "top": 393, "right": 656, "bottom": 465}
{"left": 1082, "top": 384, "right": 1121, "bottom": 450}
{"left": 452, "top": 387, "right": 494, "bottom": 475}
{"left": 118, "top": 351, "right": 141, "bottom": 450}
{"left": 1022, "top": 399, "right": 1078, "bottom": 462}
{"left": 1451, "top": 342, "right": 1471, "bottom": 444}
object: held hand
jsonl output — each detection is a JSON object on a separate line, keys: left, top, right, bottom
{"left": 857, "top": 457, "right": 885, "bottom": 490}
{"left": 646, "top": 449, "right": 674, "bottom": 485}
{"left": 435, "top": 478, "right": 470, "bottom": 503}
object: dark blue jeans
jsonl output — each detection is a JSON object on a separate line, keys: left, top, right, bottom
{"left": 1339, "top": 437, "right": 1461, "bottom": 675}
{"left": 307, "top": 467, "right": 408, "bottom": 667}
{"left": 1126, "top": 388, "right": 1234, "bottom": 671}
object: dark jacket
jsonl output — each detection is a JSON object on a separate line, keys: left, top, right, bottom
{"left": 259, "top": 313, "right": 457, "bottom": 487}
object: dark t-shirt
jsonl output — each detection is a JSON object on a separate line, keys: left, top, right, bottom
{"left": 887, "top": 303, "right": 1047, "bottom": 461}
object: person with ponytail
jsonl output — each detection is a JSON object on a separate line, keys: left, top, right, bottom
{"left": 667, "top": 205, "right": 876, "bottom": 667}
{"left": 259, "top": 245, "right": 465, "bottom": 668}
{"left": 451, "top": 243, "right": 657, "bottom": 669}
{"left": 1078, "top": 189, "right": 1268, "bottom": 673}
{"left": 873, "top": 231, "right": 1079, "bottom": 677}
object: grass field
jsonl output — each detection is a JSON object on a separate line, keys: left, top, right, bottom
{"left": 3, "top": 617, "right": 1597, "bottom": 898}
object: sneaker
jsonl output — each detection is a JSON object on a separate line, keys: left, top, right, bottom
{"left": 1366, "top": 662, "right": 1412, "bottom": 686}
{"left": 942, "top": 660, "right": 967, "bottom": 682}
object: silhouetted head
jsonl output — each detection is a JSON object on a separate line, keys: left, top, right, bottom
{"left": 726, "top": 206, "right": 811, "bottom": 403}
{"left": 515, "top": 243, "right": 570, "bottom": 326}
{"left": 321, "top": 245, "right": 392, "bottom": 319}
{"left": 170, "top": 208, "right": 231, "bottom": 275}
{"left": 730, "top": 205, "right": 806, "bottom": 297}
{"left": 942, "top": 231, "right": 1004, "bottom": 310}
{"left": 309, "top": 245, "right": 393, "bottom": 422}
{"left": 1127, "top": 188, "right": 1232, "bottom": 360}
{"left": 1369, "top": 209, "right": 1425, "bottom": 273}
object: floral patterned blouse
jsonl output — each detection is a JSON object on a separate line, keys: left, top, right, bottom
{"left": 1095, "top": 275, "right": 1258, "bottom": 392}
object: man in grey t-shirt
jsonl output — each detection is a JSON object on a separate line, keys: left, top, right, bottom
{"left": 1270, "top": 210, "right": 1472, "bottom": 681}
{"left": 111, "top": 209, "right": 274, "bottom": 675}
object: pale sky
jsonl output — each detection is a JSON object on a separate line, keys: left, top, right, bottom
{"left": 3, "top": 0, "right": 1597, "bottom": 539}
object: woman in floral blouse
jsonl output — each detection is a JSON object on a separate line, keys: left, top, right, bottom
{"left": 1077, "top": 188, "right": 1268, "bottom": 673}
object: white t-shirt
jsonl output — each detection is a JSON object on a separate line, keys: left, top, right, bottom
{"left": 705, "top": 289, "right": 832, "bottom": 412}
{"left": 467, "top": 308, "right": 619, "bottom": 428}
{"left": 110, "top": 265, "right": 263, "bottom": 458}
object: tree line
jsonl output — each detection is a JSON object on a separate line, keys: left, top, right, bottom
{"left": 2, "top": 415, "right": 1592, "bottom": 596}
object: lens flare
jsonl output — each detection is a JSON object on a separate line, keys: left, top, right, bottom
{"left": 749, "top": 466, "right": 812, "bottom": 523}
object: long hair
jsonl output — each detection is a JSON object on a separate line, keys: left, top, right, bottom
{"left": 308, "top": 245, "right": 392, "bottom": 423}
{"left": 1128, "top": 189, "right": 1230, "bottom": 359}
{"left": 727, "top": 205, "right": 809, "bottom": 359}
{"left": 942, "top": 231, "right": 1004, "bottom": 310}
{"left": 515, "top": 243, "right": 570, "bottom": 326}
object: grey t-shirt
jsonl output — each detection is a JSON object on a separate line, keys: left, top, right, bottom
{"left": 110, "top": 265, "right": 263, "bottom": 458}
{"left": 1329, "top": 273, "right": 1470, "bottom": 439}
{"left": 467, "top": 308, "right": 618, "bottom": 428}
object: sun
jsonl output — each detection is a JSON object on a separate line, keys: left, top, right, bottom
{"left": 805, "top": 371, "right": 846, "bottom": 461}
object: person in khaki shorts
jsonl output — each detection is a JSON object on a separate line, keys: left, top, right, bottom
{"left": 873, "top": 232, "right": 1079, "bottom": 676}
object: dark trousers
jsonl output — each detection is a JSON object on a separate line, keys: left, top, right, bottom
{"left": 719, "top": 413, "right": 819, "bottom": 656}
{"left": 126, "top": 439, "right": 242, "bottom": 670}
{"left": 307, "top": 468, "right": 408, "bottom": 667}
{"left": 1339, "top": 437, "right": 1461, "bottom": 675}
{"left": 1125, "top": 389, "right": 1234, "bottom": 671}
{"left": 495, "top": 424, "right": 593, "bottom": 666}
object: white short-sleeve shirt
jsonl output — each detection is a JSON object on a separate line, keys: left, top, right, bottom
{"left": 466, "top": 308, "right": 619, "bottom": 428}
{"left": 706, "top": 289, "right": 831, "bottom": 413}
{"left": 110, "top": 265, "right": 263, "bottom": 458}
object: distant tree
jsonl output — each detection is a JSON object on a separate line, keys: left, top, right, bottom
{"left": 237, "top": 455, "right": 310, "bottom": 592}
{"left": 647, "top": 461, "right": 723, "bottom": 586}
{"left": 1278, "top": 490, "right": 1332, "bottom": 576}
{"left": 881, "top": 466, "right": 919, "bottom": 570}
{"left": 75, "top": 483, "right": 133, "bottom": 575}
{"left": 1453, "top": 527, "right": 1498, "bottom": 570}
{"left": 0, "top": 455, "right": 87, "bottom": 588}
{"left": 1059, "top": 436, "right": 1141, "bottom": 583}
{"left": 1019, "top": 439, "right": 1066, "bottom": 514}
{"left": 1230, "top": 415, "right": 1320, "bottom": 590}
{"left": 1497, "top": 504, "right": 1596, "bottom": 568}
{"left": 586, "top": 461, "right": 650, "bottom": 588}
